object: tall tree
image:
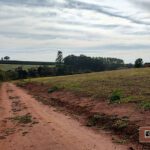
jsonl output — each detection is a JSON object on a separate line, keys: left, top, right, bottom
{"left": 56, "top": 51, "right": 63, "bottom": 65}
{"left": 134, "top": 58, "right": 143, "bottom": 68}
{"left": 4, "top": 56, "right": 10, "bottom": 61}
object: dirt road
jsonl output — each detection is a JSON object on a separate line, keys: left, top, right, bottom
{"left": 0, "top": 83, "right": 129, "bottom": 150}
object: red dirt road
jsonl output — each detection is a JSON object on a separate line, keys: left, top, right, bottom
{"left": 0, "top": 83, "right": 129, "bottom": 150}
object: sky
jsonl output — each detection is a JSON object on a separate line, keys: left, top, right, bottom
{"left": 0, "top": 0, "right": 150, "bottom": 63}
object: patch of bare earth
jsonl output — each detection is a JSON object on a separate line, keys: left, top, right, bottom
{"left": 0, "top": 82, "right": 134, "bottom": 150}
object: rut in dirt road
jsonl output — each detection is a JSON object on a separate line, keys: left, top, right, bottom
{"left": 0, "top": 82, "right": 130, "bottom": 150}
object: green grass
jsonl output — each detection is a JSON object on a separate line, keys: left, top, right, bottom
{"left": 0, "top": 64, "right": 54, "bottom": 71}
{"left": 23, "top": 68, "right": 150, "bottom": 105}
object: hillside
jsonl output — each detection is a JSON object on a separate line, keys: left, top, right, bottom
{"left": 16, "top": 68, "right": 150, "bottom": 146}
{"left": 26, "top": 68, "right": 150, "bottom": 108}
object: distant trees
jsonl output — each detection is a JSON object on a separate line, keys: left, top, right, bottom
{"left": 56, "top": 51, "right": 63, "bottom": 65}
{"left": 0, "top": 52, "right": 129, "bottom": 81}
{"left": 134, "top": 58, "right": 143, "bottom": 68}
{"left": 64, "top": 55, "right": 124, "bottom": 74}
{"left": 4, "top": 56, "right": 10, "bottom": 61}
{"left": 55, "top": 51, "right": 65, "bottom": 75}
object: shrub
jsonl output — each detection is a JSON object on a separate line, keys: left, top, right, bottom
{"left": 140, "top": 101, "right": 150, "bottom": 111}
{"left": 110, "top": 90, "right": 122, "bottom": 103}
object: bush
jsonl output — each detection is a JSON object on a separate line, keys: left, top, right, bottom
{"left": 110, "top": 90, "right": 122, "bottom": 103}
{"left": 140, "top": 101, "right": 150, "bottom": 111}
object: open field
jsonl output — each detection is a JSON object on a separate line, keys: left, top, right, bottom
{"left": 0, "top": 64, "right": 54, "bottom": 71}
{"left": 25, "top": 68, "right": 150, "bottom": 108}
{"left": 0, "top": 64, "right": 40, "bottom": 71}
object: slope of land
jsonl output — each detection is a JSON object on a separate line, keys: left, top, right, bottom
{"left": 0, "top": 83, "right": 130, "bottom": 150}
{"left": 25, "top": 68, "right": 150, "bottom": 108}
{"left": 16, "top": 68, "right": 150, "bottom": 148}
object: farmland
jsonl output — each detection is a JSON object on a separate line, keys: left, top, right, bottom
{"left": 25, "top": 68, "right": 150, "bottom": 108}
{"left": 0, "top": 64, "right": 40, "bottom": 71}
{"left": 0, "top": 64, "right": 54, "bottom": 71}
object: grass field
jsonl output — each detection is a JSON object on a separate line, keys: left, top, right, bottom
{"left": 0, "top": 64, "right": 54, "bottom": 71}
{"left": 24, "top": 68, "right": 150, "bottom": 109}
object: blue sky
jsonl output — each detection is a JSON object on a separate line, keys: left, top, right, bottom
{"left": 0, "top": 0, "right": 150, "bottom": 63}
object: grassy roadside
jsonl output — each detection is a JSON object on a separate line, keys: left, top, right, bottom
{"left": 21, "top": 68, "right": 150, "bottom": 109}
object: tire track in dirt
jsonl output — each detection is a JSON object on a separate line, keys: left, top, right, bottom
{"left": 0, "top": 83, "right": 130, "bottom": 150}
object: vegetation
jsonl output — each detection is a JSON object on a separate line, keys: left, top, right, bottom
{"left": 3, "top": 56, "right": 10, "bottom": 61}
{"left": 0, "top": 64, "right": 49, "bottom": 71}
{"left": 87, "top": 114, "right": 129, "bottom": 130}
{"left": 140, "top": 101, "right": 150, "bottom": 111}
{"left": 109, "top": 90, "right": 122, "bottom": 103}
{"left": 12, "top": 114, "right": 32, "bottom": 124}
{"left": 0, "top": 60, "right": 55, "bottom": 65}
{"left": 112, "top": 119, "right": 128, "bottom": 130}
{"left": 24, "top": 68, "right": 150, "bottom": 107}
{"left": 64, "top": 55, "right": 124, "bottom": 74}
{"left": 134, "top": 58, "right": 143, "bottom": 68}
{"left": 0, "top": 53, "right": 126, "bottom": 81}
{"left": 56, "top": 51, "right": 63, "bottom": 65}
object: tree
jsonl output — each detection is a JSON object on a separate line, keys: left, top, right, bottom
{"left": 135, "top": 58, "right": 143, "bottom": 68}
{"left": 56, "top": 51, "right": 63, "bottom": 65}
{"left": 4, "top": 56, "right": 10, "bottom": 61}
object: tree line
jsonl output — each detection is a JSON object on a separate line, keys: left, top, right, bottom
{"left": 63, "top": 55, "right": 124, "bottom": 74}
{"left": 0, "top": 51, "right": 146, "bottom": 81}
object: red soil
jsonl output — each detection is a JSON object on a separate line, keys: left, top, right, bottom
{"left": 0, "top": 83, "right": 133, "bottom": 150}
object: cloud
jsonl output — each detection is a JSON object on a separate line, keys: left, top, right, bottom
{"left": 130, "top": 0, "right": 150, "bottom": 12}
{"left": 0, "top": 0, "right": 149, "bottom": 63}
{"left": 65, "top": 0, "right": 150, "bottom": 25}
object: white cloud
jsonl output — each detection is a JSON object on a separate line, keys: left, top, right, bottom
{"left": 0, "top": 0, "right": 149, "bottom": 63}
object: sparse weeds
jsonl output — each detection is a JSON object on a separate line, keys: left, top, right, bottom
{"left": 16, "top": 80, "right": 27, "bottom": 87}
{"left": 12, "top": 114, "right": 32, "bottom": 124}
{"left": 87, "top": 114, "right": 129, "bottom": 130}
{"left": 109, "top": 90, "right": 123, "bottom": 103}
{"left": 112, "top": 119, "right": 128, "bottom": 130}
{"left": 87, "top": 114, "right": 102, "bottom": 126}
{"left": 140, "top": 101, "right": 150, "bottom": 111}
{"left": 86, "top": 113, "right": 139, "bottom": 143}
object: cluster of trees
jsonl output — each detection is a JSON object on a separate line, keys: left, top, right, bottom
{"left": 63, "top": 55, "right": 124, "bottom": 74}
{"left": 1, "top": 56, "right": 10, "bottom": 61}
